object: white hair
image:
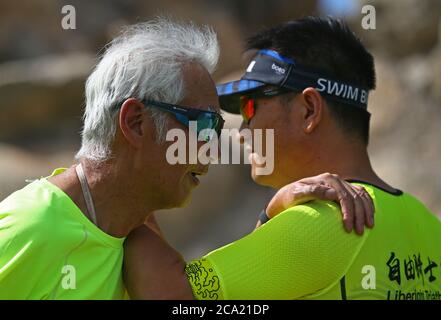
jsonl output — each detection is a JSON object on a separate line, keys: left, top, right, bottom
{"left": 75, "top": 18, "right": 220, "bottom": 162}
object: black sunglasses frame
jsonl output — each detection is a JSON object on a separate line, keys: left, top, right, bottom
{"left": 142, "top": 99, "right": 225, "bottom": 138}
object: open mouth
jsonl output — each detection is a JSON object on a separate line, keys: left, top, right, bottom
{"left": 188, "top": 170, "right": 207, "bottom": 184}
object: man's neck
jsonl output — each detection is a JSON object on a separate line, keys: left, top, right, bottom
{"left": 48, "top": 161, "right": 153, "bottom": 238}
{"left": 288, "top": 142, "right": 397, "bottom": 193}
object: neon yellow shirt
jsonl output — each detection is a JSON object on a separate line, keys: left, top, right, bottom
{"left": 186, "top": 182, "right": 441, "bottom": 300}
{"left": 0, "top": 169, "right": 126, "bottom": 299}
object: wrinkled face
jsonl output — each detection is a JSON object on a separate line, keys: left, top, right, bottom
{"left": 138, "top": 63, "right": 220, "bottom": 209}
{"left": 239, "top": 90, "right": 306, "bottom": 189}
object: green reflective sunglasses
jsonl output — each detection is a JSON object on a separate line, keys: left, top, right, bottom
{"left": 143, "top": 99, "right": 225, "bottom": 142}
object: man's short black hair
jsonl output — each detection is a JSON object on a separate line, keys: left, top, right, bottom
{"left": 246, "top": 16, "right": 376, "bottom": 145}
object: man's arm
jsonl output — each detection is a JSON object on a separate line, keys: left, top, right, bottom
{"left": 125, "top": 201, "right": 369, "bottom": 299}
{"left": 124, "top": 225, "right": 194, "bottom": 300}
{"left": 186, "top": 202, "right": 369, "bottom": 299}
{"left": 124, "top": 176, "right": 374, "bottom": 299}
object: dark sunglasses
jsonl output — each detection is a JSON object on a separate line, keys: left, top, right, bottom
{"left": 143, "top": 99, "right": 225, "bottom": 142}
{"left": 240, "top": 87, "right": 294, "bottom": 124}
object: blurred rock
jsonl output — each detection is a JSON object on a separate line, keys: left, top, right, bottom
{"left": 428, "top": 42, "right": 441, "bottom": 106}
{"left": 0, "top": 143, "right": 76, "bottom": 199}
{"left": 359, "top": 0, "right": 441, "bottom": 58}
{"left": 0, "top": 53, "right": 93, "bottom": 144}
{"left": 368, "top": 55, "right": 441, "bottom": 218}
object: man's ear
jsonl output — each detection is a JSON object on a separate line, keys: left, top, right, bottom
{"left": 300, "top": 87, "right": 324, "bottom": 134}
{"left": 119, "top": 98, "right": 148, "bottom": 148}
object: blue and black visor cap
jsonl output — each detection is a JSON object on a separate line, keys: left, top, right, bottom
{"left": 217, "top": 49, "right": 371, "bottom": 115}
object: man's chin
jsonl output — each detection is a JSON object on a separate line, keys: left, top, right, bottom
{"left": 160, "top": 187, "right": 194, "bottom": 210}
{"left": 175, "top": 186, "right": 196, "bottom": 208}
{"left": 176, "top": 194, "right": 193, "bottom": 208}
{"left": 171, "top": 174, "right": 202, "bottom": 208}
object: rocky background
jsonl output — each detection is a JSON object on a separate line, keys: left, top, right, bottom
{"left": 0, "top": 0, "right": 440, "bottom": 260}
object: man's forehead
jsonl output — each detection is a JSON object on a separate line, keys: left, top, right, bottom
{"left": 179, "top": 96, "right": 221, "bottom": 113}
{"left": 181, "top": 63, "right": 220, "bottom": 112}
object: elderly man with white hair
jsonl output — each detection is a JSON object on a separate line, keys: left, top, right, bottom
{"left": 0, "top": 18, "right": 372, "bottom": 299}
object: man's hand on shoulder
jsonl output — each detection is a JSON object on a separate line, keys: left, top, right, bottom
{"left": 259, "top": 173, "right": 375, "bottom": 235}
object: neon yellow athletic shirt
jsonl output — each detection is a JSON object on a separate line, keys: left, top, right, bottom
{"left": 186, "top": 182, "right": 441, "bottom": 300}
{"left": 0, "top": 169, "right": 126, "bottom": 299}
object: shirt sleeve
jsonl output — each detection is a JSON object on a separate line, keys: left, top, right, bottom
{"left": 185, "top": 201, "right": 369, "bottom": 300}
